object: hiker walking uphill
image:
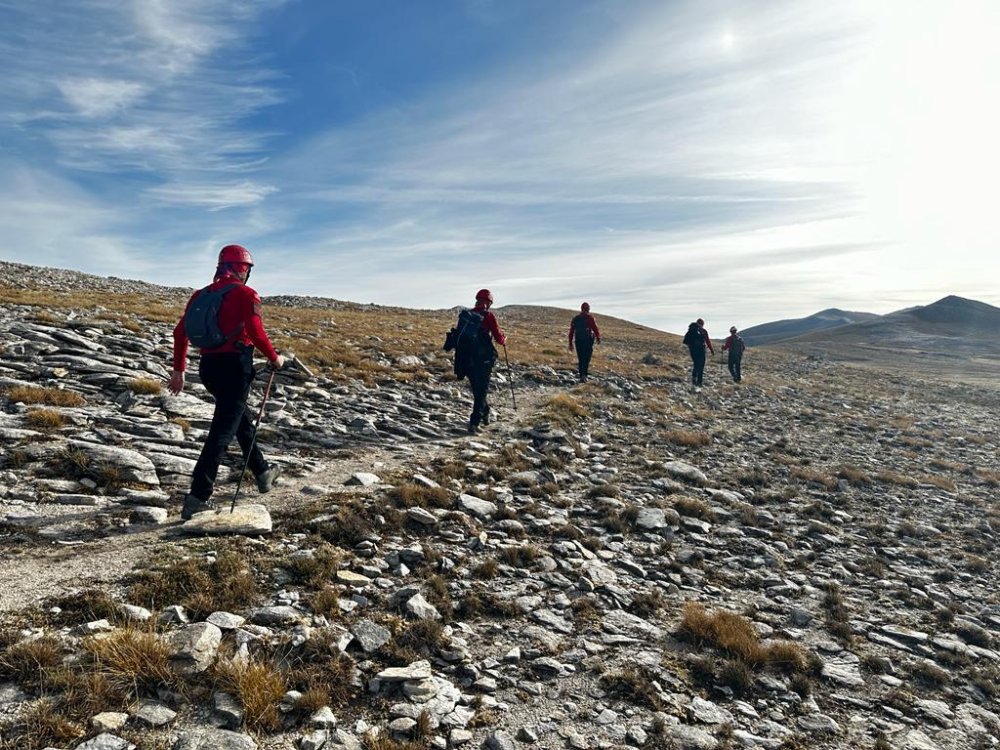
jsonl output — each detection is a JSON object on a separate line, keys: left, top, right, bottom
{"left": 683, "top": 317, "right": 714, "bottom": 387}
{"left": 449, "top": 288, "right": 506, "bottom": 434}
{"left": 568, "top": 302, "right": 601, "bottom": 382}
{"left": 168, "top": 245, "right": 284, "bottom": 520}
{"left": 722, "top": 325, "right": 747, "bottom": 383}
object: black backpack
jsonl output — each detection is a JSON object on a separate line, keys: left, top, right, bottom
{"left": 183, "top": 284, "right": 242, "bottom": 349}
{"left": 573, "top": 314, "right": 592, "bottom": 341}
{"left": 683, "top": 324, "right": 703, "bottom": 349}
{"left": 445, "top": 309, "right": 491, "bottom": 379}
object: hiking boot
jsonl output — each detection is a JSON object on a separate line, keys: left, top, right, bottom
{"left": 467, "top": 422, "right": 480, "bottom": 435}
{"left": 256, "top": 465, "right": 282, "bottom": 494}
{"left": 482, "top": 407, "right": 491, "bottom": 426}
{"left": 181, "top": 493, "right": 215, "bottom": 520}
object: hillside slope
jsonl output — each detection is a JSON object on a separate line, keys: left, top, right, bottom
{"left": 0, "top": 262, "right": 998, "bottom": 750}
{"left": 741, "top": 308, "right": 880, "bottom": 346}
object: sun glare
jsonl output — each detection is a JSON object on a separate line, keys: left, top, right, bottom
{"left": 823, "top": 0, "right": 1000, "bottom": 282}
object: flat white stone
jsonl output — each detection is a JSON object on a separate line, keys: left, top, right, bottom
{"left": 182, "top": 504, "right": 272, "bottom": 536}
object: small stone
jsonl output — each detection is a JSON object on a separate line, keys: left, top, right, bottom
{"left": 345, "top": 472, "right": 381, "bottom": 487}
{"left": 90, "top": 712, "right": 129, "bottom": 732}
{"left": 207, "top": 611, "right": 247, "bottom": 630}
{"left": 250, "top": 606, "right": 302, "bottom": 626}
{"left": 377, "top": 661, "right": 433, "bottom": 682}
{"left": 166, "top": 622, "right": 222, "bottom": 675}
{"left": 337, "top": 570, "right": 372, "bottom": 586}
{"left": 351, "top": 620, "right": 392, "bottom": 653}
{"left": 484, "top": 730, "right": 517, "bottom": 750}
{"left": 797, "top": 714, "right": 842, "bottom": 734}
{"left": 310, "top": 706, "right": 338, "bottom": 728}
{"left": 405, "top": 593, "right": 441, "bottom": 620}
{"left": 74, "top": 735, "right": 135, "bottom": 750}
{"left": 181, "top": 504, "right": 272, "bottom": 536}
{"left": 133, "top": 700, "right": 177, "bottom": 727}
{"left": 299, "top": 730, "right": 328, "bottom": 750}
{"left": 172, "top": 728, "right": 259, "bottom": 750}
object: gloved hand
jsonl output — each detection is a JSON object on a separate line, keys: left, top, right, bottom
{"left": 270, "top": 354, "right": 285, "bottom": 371}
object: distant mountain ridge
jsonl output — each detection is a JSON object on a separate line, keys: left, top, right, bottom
{"left": 740, "top": 308, "right": 880, "bottom": 346}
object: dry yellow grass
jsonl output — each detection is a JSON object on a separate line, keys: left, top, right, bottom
{"left": 82, "top": 627, "right": 174, "bottom": 696}
{"left": 678, "top": 602, "right": 809, "bottom": 674}
{"left": 126, "top": 377, "right": 163, "bottom": 395}
{"left": 662, "top": 429, "right": 712, "bottom": 448}
{"left": 4, "top": 386, "right": 86, "bottom": 407}
{"left": 214, "top": 658, "right": 287, "bottom": 731}
{"left": 836, "top": 465, "right": 870, "bottom": 486}
{"left": 388, "top": 483, "right": 452, "bottom": 510}
{"left": 790, "top": 466, "right": 837, "bottom": 489}
{"left": 876, "top": 470, "right": 919, "bottom": 488}
{"left": 0, "top": 282, "right": 691, "bottom": 383}
{"left": 25, "top": 408, "right": 66, "bottom": 430}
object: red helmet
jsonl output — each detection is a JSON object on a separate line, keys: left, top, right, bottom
{"left": 475, "top": 288, "right": 493, "bottom": 304}
{"left": 219, "top": 244, "right": 254, "bottom": 266}
{"left": 581, "top": 302, "right": 590, "bottom": 312}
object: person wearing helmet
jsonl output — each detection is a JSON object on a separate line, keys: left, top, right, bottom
{"left": 169, "top": 245, "right": 285, "bottom": 519}
{"left": 465, "top": 288, "right": 506, "bottom": 434}
{"left": 568, "top": 301, "right": 601, "bottom": 383}
{"left": 682, "top": 318, "right": 714, "bottom": 387}
{"left": 722, "top": 325, "right": 746, "bottom": 383}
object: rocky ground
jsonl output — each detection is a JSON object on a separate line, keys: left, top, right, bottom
{"left": 0, "top": 263, "right": 998, "bottom": 750}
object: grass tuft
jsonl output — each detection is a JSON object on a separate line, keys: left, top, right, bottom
{"left": 128, "top": 549, "right": 259, "bottom": 619}
{"left": 25, "top": 408, "right": 66, "bottom": 430}
{"left": 126, "top": 377, "right": 163, "bottom": 395}
{"left": 677, "top": 602, "right": 809, "bottom": 674}
{"left": 3, "top": 385, "right": 86, "bottom": 407}
{"left": 214, "top": 658, "right": 287, "bottom": 732}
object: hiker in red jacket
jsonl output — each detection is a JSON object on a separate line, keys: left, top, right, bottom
{"left": 568, "top": 302, "right": 601, "bottom": 382}
{"left": 169, "top": 245, "right": 284, "bottom": 519}
{"left": 722, "top": 326, "right": 746, "bottom": 382}
{"left": 466, "top": 288, "right": 506, "bottom": 434}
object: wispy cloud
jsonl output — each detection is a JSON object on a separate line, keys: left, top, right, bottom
{"left": 147, "top": 180, "right": 278, "bottom": 210}
{"left": 1, "top": 0, "right": 997, "bottom": 333}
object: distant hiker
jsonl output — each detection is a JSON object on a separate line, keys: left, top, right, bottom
{"left": 568, "top": 302, "right": 601, "bottom": 382}
{"left": 168, "top": 244, "right": 284, "bottom": 520}
{"left": 451, "top": 288, "right": 506, "bottom": 434}
{"left": 722, "top": 326, "right": 746, "bottom": 382}
{"left": 683, "top": 318, "right": 714, "bottom": 387}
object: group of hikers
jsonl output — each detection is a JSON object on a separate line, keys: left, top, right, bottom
{"left": 168, "top": 245, "right": 747, "bottom": 519}
{"left": 683, "top": 318, "right": 747, "bottom": 386}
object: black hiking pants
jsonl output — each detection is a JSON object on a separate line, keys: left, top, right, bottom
{"left": 190, "top": 351, "right": 269, "bottom": 501}
{"left": 688, "top": 346, "right": 706, "bottom": 386}
{"left": 575, "top": 338, "right": 594, "bottom": 381}
{"left": 728, "top": 353, "right": 743, "bottom": 382}
{"left": 467, "top": 359, "right": 494, "bottom": 429}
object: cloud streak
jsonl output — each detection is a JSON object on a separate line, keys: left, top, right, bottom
{"left": 1, "top": 0, "right": 997, "bottom": 333}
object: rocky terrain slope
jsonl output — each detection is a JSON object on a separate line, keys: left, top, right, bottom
{"left": 0, "top": 263, "right": 998, "bottom": 750}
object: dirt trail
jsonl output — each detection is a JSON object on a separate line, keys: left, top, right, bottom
{"left": 0, "top": 385, "right": 558, "bottom": 613}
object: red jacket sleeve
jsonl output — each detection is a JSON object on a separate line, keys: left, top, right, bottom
{"left": 701, "top": 329, "right": 714, "bottom": 353}
{"left": 568, "top": 318, "right": 576, "bottom": 347}
{"left": 246, "top": 311, "right": 279, "bottom": 362}
{"left": 483, "top": 311, "right": 506, "bottom": 346}
{"left": 172, "top": 292, "right": 197, "bottom": 372}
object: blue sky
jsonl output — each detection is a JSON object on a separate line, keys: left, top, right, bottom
{"left": 1, "top": 0, "right": 998, "bottom": 333}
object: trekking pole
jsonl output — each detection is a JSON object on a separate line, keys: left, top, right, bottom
{"left": 502, "top": 344, "right": 517, "bottom": 410}
{"left": 230, "top": 367, "right": 277, "bottom": 513}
